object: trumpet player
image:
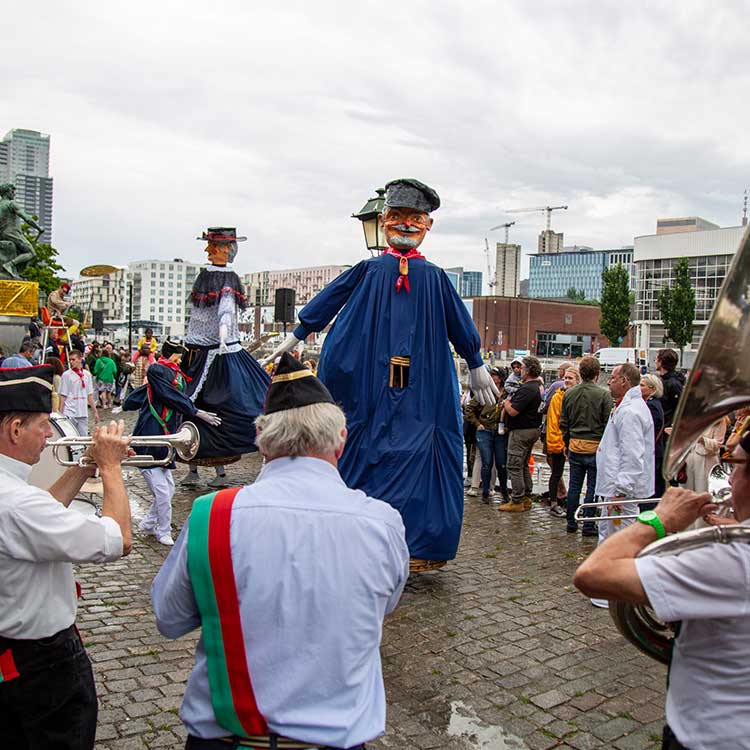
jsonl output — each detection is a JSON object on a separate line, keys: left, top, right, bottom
{"left": 0, "top": 365, "right": 132, "bottom": 750}
{"left": 123, "top": 338, "right": 220, "bottom": 545}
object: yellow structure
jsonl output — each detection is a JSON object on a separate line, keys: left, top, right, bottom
{"left": 0, "top": 280, "right": 38, "bottom": 317}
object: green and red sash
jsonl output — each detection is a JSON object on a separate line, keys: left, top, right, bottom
{"left": 187, "top": 488, "right": 268, "bottom": 737}
{"left": 0, "top": 649, "right": 18, "bottom": 683}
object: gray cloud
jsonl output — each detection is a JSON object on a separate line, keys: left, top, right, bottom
{"left": 3, "top": 0, "right": 749, "bottom": 283}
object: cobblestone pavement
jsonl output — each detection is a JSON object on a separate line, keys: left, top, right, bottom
{"left": 78, "top": 413, "right": 666, "bottom": 750}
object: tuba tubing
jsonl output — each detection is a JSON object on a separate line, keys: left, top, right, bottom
{"left": 609, "top": 526, "right": 750, "bottom": 664}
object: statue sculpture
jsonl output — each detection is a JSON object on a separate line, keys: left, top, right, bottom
{"left": 0, "top": 183, "right": 43, "bottom": 279}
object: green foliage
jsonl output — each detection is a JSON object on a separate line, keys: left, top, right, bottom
{"left": 21, "top": 243, "right": 66, "bottom": 295}
{"left": 67, "top": 304, "right": 84, "bottom": 321}
{"left": 599, "top": 263, "right": 633, "bottom": 344}
{"left": 658, "top": 257, "right": 695, "bottom": 353}
{"left": 20, "top": 220, "right": 66, "bottom": 295}
{"left": 566, "top": 287, "right": 587, "bottom": 303}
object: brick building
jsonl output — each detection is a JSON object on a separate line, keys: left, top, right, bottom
{"left": 469, "top": 296, "right": 608, "bottom": 358}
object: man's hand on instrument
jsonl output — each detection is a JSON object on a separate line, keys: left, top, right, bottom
{"left": 260, "top": 332, "right": 300, "bottom": 367}
{"left": 196, "top": 410, "right": 222, "bottom": 427}
{"left": 469, "top": 366, "right": 499, "bottom": 406}
{"left": 90, "top": 420, "right": 131, "bottom": 471}
{"left": 654, "top": 487, "right": 717, "bottom": 534}
{"left": 703, "top": 513, "right": 738, "bottom": 527}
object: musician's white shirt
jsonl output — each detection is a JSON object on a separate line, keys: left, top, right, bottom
{"left": 0, "top": 452, "right": 123, "bottom": 639}
{"left": 636, "top": 520, "right": 750, "bottom": 750}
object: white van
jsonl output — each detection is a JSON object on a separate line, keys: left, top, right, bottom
{"left": 593, "top": 347, "right": 638, "bottom": 370}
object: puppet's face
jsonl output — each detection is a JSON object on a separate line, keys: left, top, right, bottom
{"left": 205, "top": 242, "right": 230, "bottom": 266}
{"left": 379, "top": 207, "right": 433, "bottom": 252}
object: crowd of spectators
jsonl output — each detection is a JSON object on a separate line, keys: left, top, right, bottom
{"left": 461, "top": 348, "right": 741, "bottom": 531}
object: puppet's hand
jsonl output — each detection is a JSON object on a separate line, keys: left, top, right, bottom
{"left": 260, "top": 332, "right": 300, "bottom": 367}
{"left": 469, "top": 366, "right": 499, "bottom": 406}
{"left": 196, "top": 410, "right": 222, "bottom": 427}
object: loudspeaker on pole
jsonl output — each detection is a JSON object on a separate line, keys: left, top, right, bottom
{"left": 274, "top": 288, "right": 296, "bottom": 324}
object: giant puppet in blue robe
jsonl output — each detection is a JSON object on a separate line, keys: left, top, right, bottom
{"left": 279, "top": 180, "right": 494, "bottom": 561}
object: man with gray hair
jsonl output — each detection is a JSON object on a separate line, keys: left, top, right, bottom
{"left": 152, "top": 353, "right": 409, "bottom": 750}
{"left": 589, "top": 361, "right": 654, "bottom": 607}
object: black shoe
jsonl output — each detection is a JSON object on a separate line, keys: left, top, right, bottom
{"left": 581, "top": 524, "right": 598, "bottom": 537}
{"left": 566, "top": 524, "right": 578, "bottom": 534}
{"left": 481, "top": 493, "right": 491, "bottom": 505}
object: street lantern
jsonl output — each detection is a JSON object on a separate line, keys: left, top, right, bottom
{"left": 352, "top": 188, "right": 387, "bottom": 255}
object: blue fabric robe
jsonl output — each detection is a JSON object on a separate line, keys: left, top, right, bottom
{"left": 293, "top": 253, "right": 483, "bottom": 560}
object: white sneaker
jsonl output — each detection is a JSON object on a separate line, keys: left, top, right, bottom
{"left": 590, "top": 598, "right": 609, "bottom": 609}
{"left": 138, "top": 522, "right": 155, "bottom": 535}
{"left": 157, "top": 535, "right": 174, "bottom": 546}
{"left": 466, "top": 488, "right": 479, "bottom": 497}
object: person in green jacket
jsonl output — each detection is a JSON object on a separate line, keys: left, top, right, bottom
{"left": 93, "top": 352, "right": 117, "bottom": 409}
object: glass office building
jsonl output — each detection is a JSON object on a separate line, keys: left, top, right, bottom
{"left": 528, "top": 248, "right": 633, "bottom": 301}
{"left": 633, "top": 225, "right": 744, "bottom": 348}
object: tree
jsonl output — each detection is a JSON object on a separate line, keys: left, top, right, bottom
{"left": 658, "top": 256, "right": 695, "bottom": 359}
{"left": 67, "top": 304, "right": 84, "bottom": 322}
{"left": 566, "top": 287, "right": 587, "bottom": 303}
{"left": 599, "top": 263, "right": 633, "bottom": 345}
{"left": 21, "top": 243, "right": 66, "bottom": 296}
{"left": 20, "top": 220, "right": 66, "bottom": 295}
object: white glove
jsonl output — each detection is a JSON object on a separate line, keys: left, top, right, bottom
{"left": 196, "top": 410, "right": 222, "bottom": 427}
{"left": 219, "top": 324, "right": 228, "bottom": 355}
{"left": 469, "top": 366, "right": 499, "bottom": 406}
{"left": 260, "top": 332, "right": 300, "bottom": 367}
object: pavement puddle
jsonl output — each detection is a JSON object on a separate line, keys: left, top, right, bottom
{"left": 447, "top": 701, "right": 527, "bottom": 749}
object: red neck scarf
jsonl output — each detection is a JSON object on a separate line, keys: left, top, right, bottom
{"left": 73, "top": 367, "right": 86, "bottom": 390}
{"left": 384, "top": 247, "right": 425, "bottom": 293}
{"left": 157, "top": 356, "right": 192, "bottom": 383}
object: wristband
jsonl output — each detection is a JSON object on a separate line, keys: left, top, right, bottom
{"left": 637, "top": 510, "right": 666, "bottom": 539}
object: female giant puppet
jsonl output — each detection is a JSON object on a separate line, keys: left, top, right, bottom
{"left": 266, "top": 180, "right": 497, "bottom": 564}
{"left": 181, "top": 227, "right": 270, "bottom": 486}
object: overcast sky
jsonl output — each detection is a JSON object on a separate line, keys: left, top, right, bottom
{"left": 4, "top": 1, "right": 749, "bottom": 285}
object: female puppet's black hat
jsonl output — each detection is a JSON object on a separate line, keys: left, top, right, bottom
{"left": 0, "top": 365, "right": 55, "bottom": 413}
{"left": 264, "top": 353, "right": 335, "bottom": 415}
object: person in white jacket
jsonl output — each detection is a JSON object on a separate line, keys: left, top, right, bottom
{"left": 591, "top": 362, "right": 655, "bottom": 607}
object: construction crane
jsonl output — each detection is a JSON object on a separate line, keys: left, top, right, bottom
{"left": 505, "top": 205, "right": 568, "bottom": 231}
{"left": 483, "top": 238, "right": 496, "bottom": 290}
{"left": 488, "top": 220, "right": 515, "bottom": 244}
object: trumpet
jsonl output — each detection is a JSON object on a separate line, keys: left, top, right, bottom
{"left": 49, "top": 422, "right": 201, "bottom": 468}
{"left": 573, "top": 464, "right": 734, "bottom": 522}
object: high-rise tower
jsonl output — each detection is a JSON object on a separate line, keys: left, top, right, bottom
{"left": 0, "top": 129, "right": 53, "bottom": 243}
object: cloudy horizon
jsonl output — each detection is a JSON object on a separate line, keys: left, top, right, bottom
{"left": 4, "top": 0, "right": 748, "bottom": 285}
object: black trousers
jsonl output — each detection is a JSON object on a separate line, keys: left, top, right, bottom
{"left": 186, "top": 736, "right": 367, "bottom": 750}
{"left": 662, "top": 724, "right": 690, "bottom": 750}
{"left": 547, "top": 451, "right": 566, "bottom": 502}
{"left": 0, "top": 625, "right": 97, "bottom": 750}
